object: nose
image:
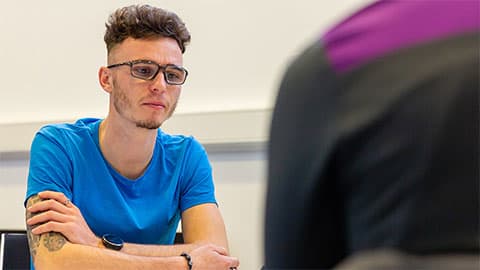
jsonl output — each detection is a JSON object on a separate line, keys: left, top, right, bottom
{"left": 149, "top": 71, "right": 168, "bottom": 93}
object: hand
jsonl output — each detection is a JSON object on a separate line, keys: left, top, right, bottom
{"left": 188, "top": 244, "right": 240, "bottom": 270}
{"left": 26, "top": 191, "right": 99, "bottom": 247}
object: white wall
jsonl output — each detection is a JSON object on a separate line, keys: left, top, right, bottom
{"left": 0, "top": 0, "right": 370, "bottom": 123}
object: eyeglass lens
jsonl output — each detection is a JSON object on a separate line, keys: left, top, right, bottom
{"left": 131, "top": 63, "right": 186, "bottom": 84}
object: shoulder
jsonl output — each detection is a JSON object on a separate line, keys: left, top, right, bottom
{"left": 321, "top": 0, "right": 479, "bottom": 73}
{"left": 157, "top": 130, "right": 207, "bottom": 158}
{"left": 36, "top": 118, "right": 101, "bottom": 143}
{"left": 157, "top": 130, "right": 203, "bottom": 148}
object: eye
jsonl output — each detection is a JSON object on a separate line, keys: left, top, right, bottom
{"left": 132, "top": 64, "right": 156, "bottom": 78}
{"left": 166, "top": 71, "right": 181, "bottom": 80}
{"left": 164, "top": 67, "right": 186, "bottom": 83}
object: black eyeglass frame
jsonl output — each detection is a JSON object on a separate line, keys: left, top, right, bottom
{"left": 107, "top": 59, "right": 188, "bottom": 85}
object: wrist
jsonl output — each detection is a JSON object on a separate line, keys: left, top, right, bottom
{"left": 180, "top": 252, "right": 193, "bottom": 270}
{"left": 96, "top": 236, "right": 105, "bottom": 249}
{"left": 101, "top": 234, "right": 124, "bottom": 251}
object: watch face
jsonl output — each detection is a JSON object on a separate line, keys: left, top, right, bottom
{"left": 105, "top": 234, "right": 123, "bottom": 245}
{"left": 103, "top": 234, "right": 123, "bottom": 250}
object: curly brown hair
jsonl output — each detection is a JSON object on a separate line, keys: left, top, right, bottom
{"left": 104, "top": 5, "right": 191, "bottom": 54}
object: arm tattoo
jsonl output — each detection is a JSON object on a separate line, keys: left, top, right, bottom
{"left": 43, "top": 232, "right": 67, "bottom": 251}
{"left": 26, "top": 195, "right": 42, "bottom": 262}
{"left": 25, "top": 194, "right": 67, "bottom": 262}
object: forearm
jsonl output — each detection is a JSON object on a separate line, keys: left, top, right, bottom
{"left": 120, "top": 242, "right": 201, "bottom": 257}
{"left": 34, "top": 236, "right": 185, "bottom": 270}
{"left": 181, "top": 203, "right": 230, "bottom": 253}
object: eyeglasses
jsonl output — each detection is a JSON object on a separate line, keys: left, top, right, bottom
{"left": 107, "top": 60, "right": 188, "bottom": 85}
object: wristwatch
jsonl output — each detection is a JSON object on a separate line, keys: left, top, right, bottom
{"left": 102, "top": 234, "right": 124, "bottom": 251}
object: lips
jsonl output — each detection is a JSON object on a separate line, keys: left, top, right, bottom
{"left": 142, "top": 101, "right": 166, "bottom": 110}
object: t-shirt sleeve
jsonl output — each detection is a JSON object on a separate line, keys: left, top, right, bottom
{"left": 25, "top": 126, "right": 73, "bottom": 206}
{"left": 179, "top": 138, "right": 217, "bottom": 212}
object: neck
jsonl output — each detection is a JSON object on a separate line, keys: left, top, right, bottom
{"left": 99, "top": 117, "right": 157, "bottom": 180}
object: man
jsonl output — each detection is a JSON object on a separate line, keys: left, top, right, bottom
{"left": 265, "top": 0, "right": 479, "bottom": 269}
{"left": 25, "top": 4, "right": 239, "bottom": 270}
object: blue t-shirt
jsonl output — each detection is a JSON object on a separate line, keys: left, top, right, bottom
{"left": 25, "top": 118, "right": 216, "bottom": 245}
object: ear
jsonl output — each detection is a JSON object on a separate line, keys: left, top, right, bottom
{"left": 98, "top": 66, "right": 113, "bottom": 93}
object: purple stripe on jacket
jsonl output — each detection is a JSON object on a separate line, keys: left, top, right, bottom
{"left": 322, "top": 0, "right": 480, "bottom": 73}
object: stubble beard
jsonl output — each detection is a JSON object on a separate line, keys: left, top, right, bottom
{"left": 112, "top": 80, "right": 178, "bottom": 130}
{"left": 135, "top": 101, "right": 177, "bottom": 130}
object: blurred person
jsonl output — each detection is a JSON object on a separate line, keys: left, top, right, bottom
{"left": 265, "top": 0, "right": 479, "bottom": 269}
{"left": 25, "top": 4, "right": 239, "bottom": 270}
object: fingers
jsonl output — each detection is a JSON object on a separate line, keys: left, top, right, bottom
{"left": 209, "top": 245, "right": 228, "bottom": 256}
{"left": 27, "top": 192, "right": 76, "bottom": 231}
{"left": 28, "top": 191, "right": 74, "bottom": 214}
{"left": 219, "top": 253, "right": 240, "bottom": 269}
{"left": 27, "top": 197, "right": 71, "bottom": 215}
{"left": 29, "top": 220, "right": 67, "bottom": 235}
{"left": 185, "top": 244, "right": 240, "bottom": 269}
{"left": 197, "top": 244, "right": 240, "bottom": 268}
{"left": 228, "top": 257, "right": 240, "bottom": 268}
{"left": 27, "top": 209, "right": 70, "bottom": 228}
{"left": 38, "top": 191, "right": 71, "bottom": 206}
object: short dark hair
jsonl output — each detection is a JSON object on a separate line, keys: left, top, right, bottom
{"left": 104, "top": 5, "right": 191, "bottom": 54}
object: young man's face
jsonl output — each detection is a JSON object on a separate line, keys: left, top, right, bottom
{"left": 105, "top": 37, "right": 184, "bottom": 129}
